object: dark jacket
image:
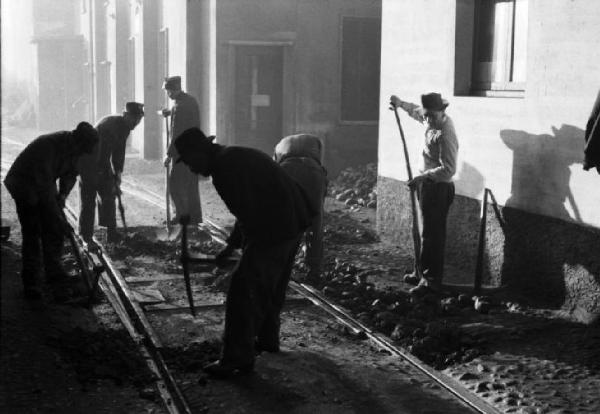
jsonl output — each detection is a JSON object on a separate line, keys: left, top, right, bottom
{"left": 168, "top": 92, "right": 200, "bottom": 156}
{"left": 584, "top": 90, "right": 600, "bottom": 173}
{"left": 4, "top": 131, "right": 79, "bottom": 216}
{"left": 92, "top": 115, "right": 132, "bottom": 176}
{"left": 208, "top": 146, "right": 315, "bottom": 246}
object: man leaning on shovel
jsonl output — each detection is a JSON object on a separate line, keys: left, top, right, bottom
{"left": 390, "top": 93, "right": 459, "bottom": 297}
{"left": 78, "top": 102, "right": 144, "bottom": 245}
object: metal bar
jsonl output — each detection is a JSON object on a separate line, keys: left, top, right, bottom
{"left": 179, "top": 220, "right": 196, "bottom": 317}
{"left": 474, "top": 188, "right": 489, "bottom": 294}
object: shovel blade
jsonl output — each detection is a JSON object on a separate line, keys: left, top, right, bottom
{"left": 155, "top": 226, "right": 182, "bottom": 242}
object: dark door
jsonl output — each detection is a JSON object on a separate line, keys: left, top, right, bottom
{"left": 234, "top": 46, "right": 283, "bottom": 155}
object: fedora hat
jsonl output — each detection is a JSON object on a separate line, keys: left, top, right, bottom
{"left": 421, "top": 92, "right": 449, "bottom": 113}
{"left": 174, "top": 128, "right": 216, "bottom": 164}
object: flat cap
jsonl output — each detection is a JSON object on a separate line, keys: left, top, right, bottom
{"left": 163, "top": 76, "right": 182, "bottom": 90}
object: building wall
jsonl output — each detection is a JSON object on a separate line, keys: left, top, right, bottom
{"left": 215, "top": 0, "right": 381, "bottom": 174}
{"left": 377, "top": 0, "right": 600, "bottom": 321}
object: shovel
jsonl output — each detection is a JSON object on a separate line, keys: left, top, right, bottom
{"left": 155, "top": 113, "right": 181, "bottom": 241}
{"left": 390, "top": 104, "right": 423, "bottom": 279}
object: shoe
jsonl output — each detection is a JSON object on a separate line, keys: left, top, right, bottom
{"left": 23, "top": 287, "right": 43, "bottom": 300}
{"left": 403, "top": 272, "right": 420, "bottom": 286}
{"left": 203, "top": 360, "right": 254, "bottom": 379}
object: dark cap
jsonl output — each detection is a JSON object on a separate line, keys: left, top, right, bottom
{"left": 174, "top": 128, "right": 216, "bottom": 163}
{"left": 125, "top": 102, "right": 144, "bottom": 116}
{"left": 162, "top": 76, "right": 182, "bottom": 90}
{"left": 73, "top": 121, "right": 99, "bottom": 153}
{"left": 421, "top": 92, "right": 449, "bottom": 113}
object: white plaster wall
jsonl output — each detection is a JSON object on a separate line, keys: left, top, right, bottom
{"left": 379, "top": 0, "right": 600, "bottom": 227}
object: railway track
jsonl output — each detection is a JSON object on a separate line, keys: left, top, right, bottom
{"left": 112, "top": 176, "right": 501, "bottom": 414}
{"left": 1, "top": 150, "right": 500, "bottom": 413}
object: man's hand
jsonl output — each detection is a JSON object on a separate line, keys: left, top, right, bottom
{"left": 161, "top": 108, "right": 171, "bottom": 117}
{"left": 163, "top": 156, "right": 171, "bottom": 167}
{"left": 215, "top": 245, "right": 235, "bottom": 267}
{"left": 390, "top": 95, "right": 402, "bottom": 109}
{"left": 407, "top": 174, "right": 427, "bottom": 190}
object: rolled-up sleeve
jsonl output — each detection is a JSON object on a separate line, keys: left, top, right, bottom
{"left": 424, "top": 122, "right": 458, "bottom": 182}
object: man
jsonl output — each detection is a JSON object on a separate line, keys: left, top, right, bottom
{"left": 4, "top": 122, "right": 99, "bottom": 299}
{"left": 174, "top": 128, "right": 315, "bottom": 378}
{"left": 390, "top": 92, "right": 458, "bottom": 296}
{"left": 273, "top": 134, "right": 328, "bottom": 283}
{"left": 584, "top": 89, "right": 600, "bottom": 173}
{"left": 162, "top": 76, "right": 203, "bottom": 224}
{"left": 78, "top": 102, "right": 144, "bottom": 243}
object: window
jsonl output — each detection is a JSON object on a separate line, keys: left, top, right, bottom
{"left": 472, "top": 0, "right": 528, "bottom": 94}
{"left": 340, "top": 17, "right": 381, "bottom": 122}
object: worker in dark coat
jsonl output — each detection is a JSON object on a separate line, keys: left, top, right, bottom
{"left": 3, "top": 122, "right": 99, "bottom": 299}
{"left": 173, "top": 128, "right": 316, "bottom": 378}
{"left": 162, "top": 76, "right": 203, "bottom": 224}
{"left": 274, "top": 134, "right": 328, "bottom": 283}
{"left": 584, "top": 89, "right": 600, "bottom": 173}
{"left": 78, "top": 102, "right": 144, "bottom": 243}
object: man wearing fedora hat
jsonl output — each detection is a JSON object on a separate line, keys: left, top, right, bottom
{"left": 161, "top": 76, "right": 203, "bottom": 225}
{"left": 390, "top": 92, "right": 459, "bottom": 296}
{"left": 4, "top": 122, "right": 99, "bottom": 299}
{"left": 78, "top": 102, "right": 144, "bottom": 244}
{"left": 172, "top": 127, "right": 316, "bottom": 378}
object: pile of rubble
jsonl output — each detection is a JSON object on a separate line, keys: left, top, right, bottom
{"left": 312, "top": 259, "right": 489, "bottom": 369}
{"left": 329, "top": 163, "right": 377, "bottom": 209}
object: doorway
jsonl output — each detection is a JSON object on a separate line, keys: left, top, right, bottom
{"left": 234, "top": 45, "right": 283, "bottom": 155}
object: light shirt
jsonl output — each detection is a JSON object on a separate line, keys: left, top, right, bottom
{"left": 397, "top": 101, "right": 458, "bottom": 183}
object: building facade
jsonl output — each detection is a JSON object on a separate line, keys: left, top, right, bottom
{"left": 26, "top": 0, "right": 381, "bottom": 173}
{"left": 377, "top": 0, "right": 600, "bottom": 321}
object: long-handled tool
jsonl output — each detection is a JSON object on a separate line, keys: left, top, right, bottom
{"left": 155, "top": 112, "right": 180, "bottom": 241}
{"left": 164, "top": 115, "right": 172, "bottom": 234}
{"left": 115, "top": 186, "right": 127, "bottom": 230}
{"left": 473, "top": 188, "right": 489, "bottom": 295}
{"left": 390, "top": 104, "right": 423, "bottom": 279}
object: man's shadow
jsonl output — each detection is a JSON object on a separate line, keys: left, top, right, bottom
{"left": 499, "top": 124, "right": 599, "bottom": 309}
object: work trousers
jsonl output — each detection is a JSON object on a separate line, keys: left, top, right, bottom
{"left": 221, "top": 235, "right": 302, "bottom": 365}
{"left": 279, "top": 157, "right": 327, "bottom": 279}
{"left": 169, "top": 162, "right": 202, "bottom": 224}
{"left": 417, "top": 180, "right": 455, "bottom": 289}
{"left": 79, "top": 171, "right": 116, "bottom": 241}
{"left": 14, "top": 198, "right": 64, "bottom": 288}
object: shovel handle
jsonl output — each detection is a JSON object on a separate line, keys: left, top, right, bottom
{"left": 179, "top": 216, "right": 196, "bottom": 316}
{"left": 164, "top": 116, "right": 172, "bottom": 230}
{"left": 391, "top": 105, "right": 422, "bottom": 278}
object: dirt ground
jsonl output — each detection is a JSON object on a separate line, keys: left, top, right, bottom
{"left": 2, "top": 126, "right": 600, "bottom": 413}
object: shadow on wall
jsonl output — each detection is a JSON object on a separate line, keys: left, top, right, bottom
{"left": 445, "top": 162, "right": 490, "bottom": 286}
{"left": 499, "top": 125, "right": 600, "bottom": 310}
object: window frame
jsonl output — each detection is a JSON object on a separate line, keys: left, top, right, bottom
{"left": 469, "top": 0, "right": 528, "bottom": 98}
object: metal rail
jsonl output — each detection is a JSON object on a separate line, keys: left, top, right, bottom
{"left": 2, "top": 154, "right": 499, "bottom": 413}
{"left": 198, "top": 203, "right": 500, "bottom": 414}
{"left": 62, "top": 206, "right": 192, "bottom": 414}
